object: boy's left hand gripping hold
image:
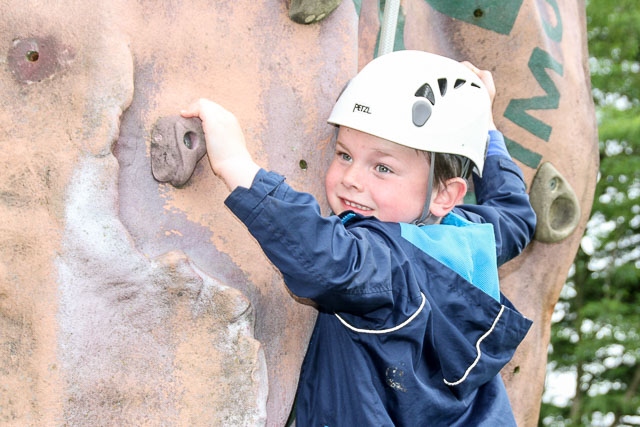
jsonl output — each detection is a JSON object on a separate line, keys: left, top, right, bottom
{"left": 181, "top": 99, "right": 260, "bottom": 191}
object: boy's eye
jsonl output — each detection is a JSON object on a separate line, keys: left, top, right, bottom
{"left": 376, "top": 164, "right": 392, "bottom": 173}
{"left": 337, "top": 151, "right": 352, "bottom": 162}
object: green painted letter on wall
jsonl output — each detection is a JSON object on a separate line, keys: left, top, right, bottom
{"left": 503, "top": 47, "right": 563, "bottom": 142}
{"left": 425, "top": 0, "right": 524, "bottom": 35}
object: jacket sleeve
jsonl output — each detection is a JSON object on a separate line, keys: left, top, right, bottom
{"left": 432, "top": 282, "right": 533, "bottom": 400}
{"left": 454, "top": 131, "right": 537, "bottom": 266}
{"left": 224, "top": 169, "right": 395, "bottom": 313}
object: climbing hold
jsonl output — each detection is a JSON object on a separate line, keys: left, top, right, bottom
{"left": 288, "top": 0, "right": 341, "bottom": 24}
{"left": 529, "top": 162, "right": 581, "bottom": 243}
{"left": 150, "top": 116, "right": 207, "bottom": 187}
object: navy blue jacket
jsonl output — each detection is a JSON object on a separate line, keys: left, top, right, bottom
{"left": 225, "top": 132, "right": 536, "bottom": 426}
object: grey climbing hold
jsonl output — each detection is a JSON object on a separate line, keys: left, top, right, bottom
{"left": 529, "top": 162, "right": 581, "bottom": 243}
{"left": 289, "top": 0, "right": 342, "bottom": 24}
{"left": 150, "top": 115, "right": 207, "bottom": 187}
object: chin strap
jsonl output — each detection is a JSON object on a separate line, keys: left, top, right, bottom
{"left": 460, "top": 157, "right": 472, "bottom": 180}
{"left": 413, "top": 152, "right": 438, "bottom": 226}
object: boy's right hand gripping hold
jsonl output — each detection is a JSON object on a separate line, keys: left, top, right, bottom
{"left": 181, "top": 99, "right": 260, "bottom": 191}
{"left": 461, "top": 61, "right": 497, "bottom": 131}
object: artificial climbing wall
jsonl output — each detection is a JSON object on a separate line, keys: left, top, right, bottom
{"left": 0, "top": 1, "right": 597, "bottom": 426}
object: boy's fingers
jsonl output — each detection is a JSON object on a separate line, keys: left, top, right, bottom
{"left": 462, "top": 61, "right": 488, "bottom": 80}
{"left": 461, "top": 60, "right": 474, "bottom": 70}
{"left": 460, "top": 61, "right": 496, "bottom": 102}
{"left": 180, "top": 98, "right": 212, "bottom": 117}
{"left": 180, "top": 101, "right": 201, "bottom": 118}
{"left": 461, "top": 60, "right": 481, "bottom": 75}
{"left": 180, "top": 107, "right": 195, "bottom": 118}
{"left": 181, "top": 98, "right": 228, "bottom": 119}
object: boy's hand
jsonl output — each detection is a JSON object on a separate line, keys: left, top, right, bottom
{"left": 461, "top": 61, "right": 497, "bottom": 130}
{"left": 181, "top": 99, "right": 260, "bottom": 191}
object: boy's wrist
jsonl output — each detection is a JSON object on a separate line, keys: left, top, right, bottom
{"left": 213, "top": 157, "right": 261, "bottom": 191}
{"left": 486, "top": 130, "right": 509, "bottom": 158}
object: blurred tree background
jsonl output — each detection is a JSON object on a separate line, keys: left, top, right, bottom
{"left": 539, "top": 0, "right": 640, "bottom": 425}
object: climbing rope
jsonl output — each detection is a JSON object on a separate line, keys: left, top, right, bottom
{"left": 377, "top": 0, "right": 401, "bottom": 56}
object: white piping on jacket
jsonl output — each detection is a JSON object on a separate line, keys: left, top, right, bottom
{"left": 444, "top": 305, "right": 506, "bottom": 386}
{"left": 334, "top": 292, "right": 426, "bottom": 334}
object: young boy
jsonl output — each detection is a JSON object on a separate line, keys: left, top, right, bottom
{"left": 182, "top": 50, "right": 536, "bottom": 426}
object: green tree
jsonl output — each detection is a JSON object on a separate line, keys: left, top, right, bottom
{"left": 540, "top": 0, "right": 640, "bottom": 426}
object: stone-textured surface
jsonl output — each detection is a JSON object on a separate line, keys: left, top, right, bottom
{"left": 0, "top": 1, "right": 597, "bottom": 426}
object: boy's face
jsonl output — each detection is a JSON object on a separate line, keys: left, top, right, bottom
{"left": 325, "top": 127, "right": 430, "bottom": 223}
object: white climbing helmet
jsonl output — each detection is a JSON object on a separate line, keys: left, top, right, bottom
{"left": 328, "top": 50, "right": 491, "bottom": 176}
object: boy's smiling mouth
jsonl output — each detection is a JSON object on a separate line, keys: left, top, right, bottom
{"left": 342, "top": 198, "right": 373, "bottom": 212}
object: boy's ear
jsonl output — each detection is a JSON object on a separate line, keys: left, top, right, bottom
{"left": 429, "top": 177, "right": 468, "bottom": 217}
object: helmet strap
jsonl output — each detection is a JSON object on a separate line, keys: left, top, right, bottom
{"left": 460, "top": 157, "right": 472, "bottom": 180}
{"left": 414, "top": 152, "right": 438, "bottom": 226}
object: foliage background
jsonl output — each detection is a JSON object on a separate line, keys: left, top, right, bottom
{"left": 540, "top": 0, "right": 640, "bottom": 425}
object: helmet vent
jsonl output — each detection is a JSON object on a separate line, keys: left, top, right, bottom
{"left": 414, "top": 83, "right": 436, "bottom": 105}
{"left": 438, "top": 78, "right": 447, "bottom": 96}
{"left": 454, "top": 78, "right": 466, "bottom": 88}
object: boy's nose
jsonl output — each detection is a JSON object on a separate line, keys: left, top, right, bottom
{"left": 341, "top": 165, "right": 364, "bottom": 190}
